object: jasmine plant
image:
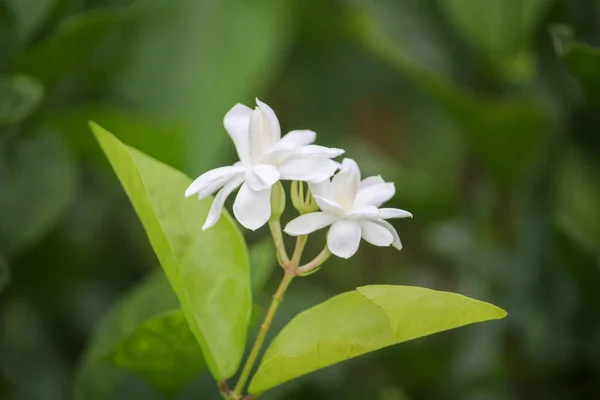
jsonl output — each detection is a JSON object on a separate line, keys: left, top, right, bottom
{"left": 90, "top": 99, "right": 506, "bottom": 399}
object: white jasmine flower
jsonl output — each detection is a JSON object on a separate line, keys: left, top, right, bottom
{"left": 284, "top": 158, "right": 412, "bottom": 259}
{"left": 185, "top": 99, "right": 343, "bottom": 231}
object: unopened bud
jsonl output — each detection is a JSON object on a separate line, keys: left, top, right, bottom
{"left": 291, "top": 181, "right": 319, "bottom": 214}
{"left": 270, "top": 181, "right": 286, "bottom": 220}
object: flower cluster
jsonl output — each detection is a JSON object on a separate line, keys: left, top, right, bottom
{"left": 186, "top": 99, "right": 411, "bottom": 259}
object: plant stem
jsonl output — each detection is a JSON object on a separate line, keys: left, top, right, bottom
{"left": 290, "top": 235, "right": 308, "bottom": 265}
{"left": 218, "top": 381, "right": 231, "bottom": 399}
{"left": 268, "top": 219, "right": 289, "bottom": 266}
{"left": 297, "top": 247, "right": 331, "bottom": 275}
{"left": 233, "top": 270, "right": 295, "bottom": 396}
{"left": 232, "top": 222, "right": 331, "bottom": 396}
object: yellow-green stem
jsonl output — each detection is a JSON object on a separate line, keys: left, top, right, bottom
{"left": 290, "top": 235, "right": 308, "bottom": 265}
{"left": 233, "top": 270, "right": 295, "bottom": 396}
{"left": 232, "top": 221, "right": 331, "bottom": 397}
{"left": 297, "top": 247, "right": 331, "bottom": 275}
{"left": 268, "top": 219, "right": 289, "bottom": 266}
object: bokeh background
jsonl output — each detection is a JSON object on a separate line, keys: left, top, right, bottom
{"left": 1, "top": 0, "right": 600, "bottom": 399}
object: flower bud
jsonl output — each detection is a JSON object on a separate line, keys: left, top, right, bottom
{"left": 270, "top": 181, "right": 286, "bottom": 220}
{"left": 291, "top": 181, "right": 319, "bottom": 214}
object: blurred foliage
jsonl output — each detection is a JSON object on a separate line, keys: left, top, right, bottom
{"left": 0, "top": 74, "right": 43, "bottom": 125}
{"left": 1, "top": 0, "right": 599, "bottom": 399}
{"left": 551, "top": 23, "right": 600, "bottom": 106}
{"left": 73, "top": 269, "right": 179, "bottom": 400}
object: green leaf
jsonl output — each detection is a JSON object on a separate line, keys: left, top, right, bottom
{"left": 0, "top": 132, "right": 75, "bottom": 254}
{"left": 0, "top": 74, "right": 43, "bottom": 125}
{"left": 551, "top": 24, "right": 600, "bottom": 107}
{"left": 91, "top": 123, "right": 251, "bottom": 380}
{"left": 106, "top": 310, "right": 205, "bottom": 397}
{"left": 249, "top": 285, "right": 506, "bottom": 393}
{"left": 96, "top": 237, "right": 276, "bottom": 396}
{"left": 250, "top": 238, "right": 276, "bottom": 294}
{"left": 88, "top": 239, "right": 270, "bottom": 396}
{"left": 13, "top": 8, "right": 130, "bottom": 86}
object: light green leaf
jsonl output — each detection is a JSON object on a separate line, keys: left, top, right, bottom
{"left": 551, "top": 24, "right": 600, "bottom": 107}
{"left": 106, "top": 310, "right": 204, "bottom": 397}
{"left": 74, "top": 269, "right": 179, "bottom": 400}
{"left": 250, "top": 238, "right": 276, "bottom": 294}
{"left": 92, "top": 123, "right": 251, "bottom": 380}
{"left": 0, "top": 74, "right": 43, "bottom": 125}
{"left": 249, "top": 285, "right": 506, "bottom": 393}
{"left": 0, "top": 132, "right": 75, "bottom": 254}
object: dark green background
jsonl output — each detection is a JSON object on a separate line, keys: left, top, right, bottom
{"left": 1, "top": 0, "right": 600, "bottom": 399}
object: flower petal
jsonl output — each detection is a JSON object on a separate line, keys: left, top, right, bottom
{"left": 284, "top": 212, "right": 336, "bottom": 235}
{"left": 330, "top": 158, "right": 360, "bottom": 210}
{"left": 308, "top": 180, "right": 331, "bottom": 198}
{"left": 327, "top": 219, "right": 362, "bottom": 259}
{"left": 297, "top": 145, "right": 345, "bottom": 158}
{"left": 279, "top": 129, "right": 316, "bottom": 146}
{"left": 355, "top": 182, "right": 395, "bottom": 207}
{"left": 245, "top": 164, "right": 281, "bottom": 191}
{"left": 379, "top": 208, "right": 413, "bottom": 219}
{"left": 233, "top": 182, "right": 272, "bottom": 230}
{"left": 249, "top": 107, "right": 273, "bottom": 164}
{"left": 312, "top": 194, "right": 345, "bottom": 217}
{"left": 348, "top": 205, "right": 380, "bottom": 219}
{"left": 256, "top": 98, "right": 281, "bottom": 142}
{"left": 185, "top": 165, "right": 245, "bottom": 198}
{"left": 223, "top": 103, "right": 252, "bottom": 165}
{"left": 196, "top": 178, "right": 231, "bottom": 201}
{"left": 278, "top": 158, "right": 338, "bottom": 182}
{"left": 259, "top": 144, "right": 295, "bottom": 166}
{"left": 359, "top": 220, "right": 393, "bottom": 246}
{"left": 202, "top": 175, "right": 244, "bottom": 230}
{"left": 375, "top": 219, "right": 402, "bottom": 250}
{"left": 359, "top": 175, "right": 385, "bottom": 191}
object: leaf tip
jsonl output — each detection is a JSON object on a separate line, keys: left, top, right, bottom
{"left": 491, "top": 305, "right": 508, "bottom": 320}
{"left": 88, "top": 120, "right": 101, "bottom": 133}
{"left": 89, "top": 120, "right": 110, "bottom": 142}
{"left": 89, "top": 121, "right": 123, "bottom": 153}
